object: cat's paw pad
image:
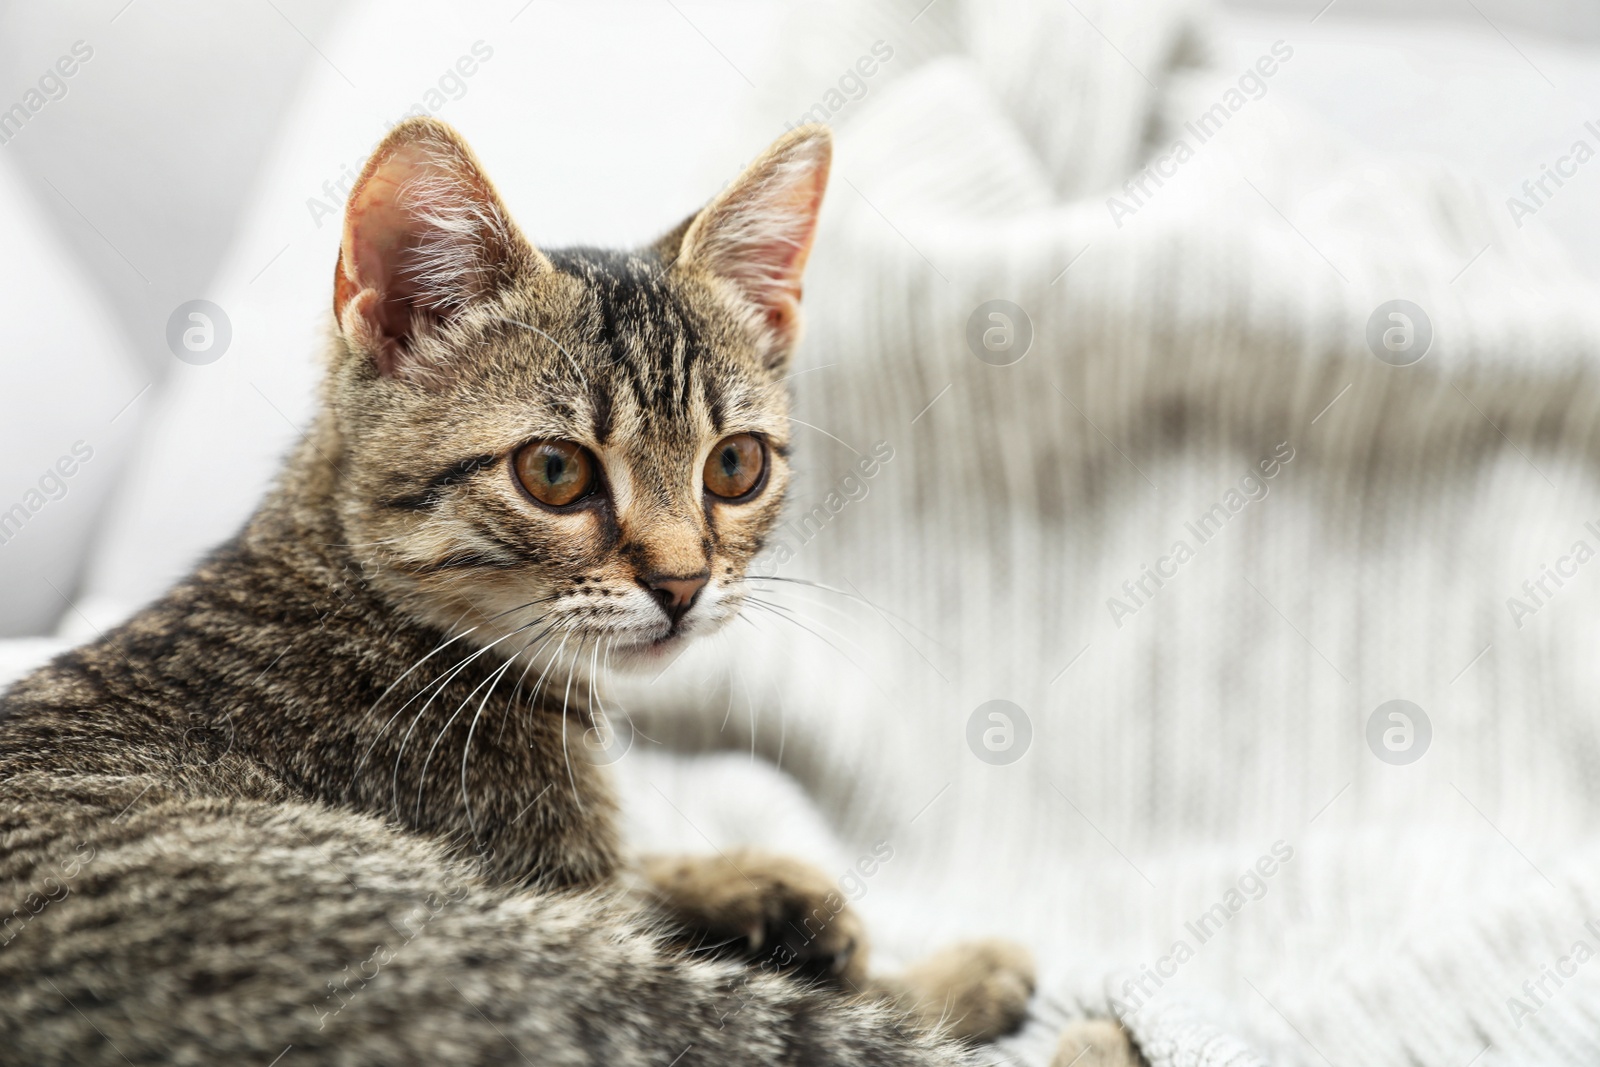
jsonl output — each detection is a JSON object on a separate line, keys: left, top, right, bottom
{"left": 1053, "top": 1019, "right": 1139, "bottom": 1067}
{"left": 641, "top": 849, "right": 867, "bottom": 986}
{"left": 880, "top": 939, "right": 1035, "bottom": 1042}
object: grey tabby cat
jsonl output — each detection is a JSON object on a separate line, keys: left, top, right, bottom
{"left": 0, "top": 118, "right": 1131, "bottom": 1066}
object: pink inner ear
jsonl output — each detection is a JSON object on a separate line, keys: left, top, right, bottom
{"left": 336, "top": 143, "right": 447, "bottom": 363}
{"left": 719, "top": 163, "right": 827, "bottom": 302}
{"left": 333, "top": 124, "right": 530, "bottom": 380}
{"left": 682, "top": 132, "right": 832, "bottom": 351}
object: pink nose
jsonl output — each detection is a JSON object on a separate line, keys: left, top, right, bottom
{"left": 644, "top": 574, "right": 707, "bottom": 625}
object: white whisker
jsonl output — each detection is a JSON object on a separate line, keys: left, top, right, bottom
{"left": 460, "top": 625, "right": 550, "bottom": 849}
{"left": 559, "top": 634, "right": 590, "bottom": 810}
{"left": 494, "top": 315, "right": 589, "bottom": 389}
{"left": 389, "top": 621, "right": 541, "bottom": 819}
{"left": 415, "top": 639, "right": 527, "bottom": 823}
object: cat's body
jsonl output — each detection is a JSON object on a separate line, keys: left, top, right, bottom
{"left": 0, "top": 461, "right": 618, "bottom": 890}
{"left": 0, "top": 119, "right": 1128, "bottom": 1066}
{"left": 0, "top": 445, "right": 942, "bottom": 1065}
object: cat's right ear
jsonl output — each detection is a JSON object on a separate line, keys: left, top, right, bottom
{"left": 334, "top": 118, "right": 548, "bottom": 383}
{"left": 667, "top": 125, "right": 832, "bottom": 367}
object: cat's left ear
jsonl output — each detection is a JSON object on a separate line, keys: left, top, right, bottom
{"left": 670, "top": 125, "right": 832, "bottom": 365}
{"left": 334, "top": 117, "right": 548, "bottom": 382}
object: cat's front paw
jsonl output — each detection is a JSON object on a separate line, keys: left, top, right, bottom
{"left": 1053, "top": 1019, "right": 1139, "bottom": 1067}
{"left": 872, "top": 939, "right": 1036, "bottom": 1041}
{"left": 640, "top": 848, "right": 868, "bottom": 987}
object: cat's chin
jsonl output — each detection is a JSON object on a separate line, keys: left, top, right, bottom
{"left": 603, "top": 629, "right": 699, "bottom": 673}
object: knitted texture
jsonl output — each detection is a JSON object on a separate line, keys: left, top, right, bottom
{"left": 610, "top": 1, "right": 1600, "bottom": 1064}
{"left": 5, "top": 1, "right": 1600, "bottom": 1061}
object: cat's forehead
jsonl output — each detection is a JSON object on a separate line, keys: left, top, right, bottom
{"left": 546, "top": 246, "right": 711, "bottom": 390}
{"left": 477, "top": 246, "right": 781, "bottom": 447}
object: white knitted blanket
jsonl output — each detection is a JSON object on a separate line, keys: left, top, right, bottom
{"left": 6, "top": 1, "right": 1600, "bottom": 1062}
{"left": 609, "top": 1, "right": 1600, "bottom": 1065}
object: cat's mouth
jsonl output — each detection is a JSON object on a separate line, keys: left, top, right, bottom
{"left": 602, "top": 628, "right": 692, "bottom": 670}
{"left": 601, "top": 607, "right": 716, "bottom": 668}
{"left": 645, "top": 614, "right": 701, "bottom": 651}
{"left": 607, "top": 583, "right": 728, "bottom": 662}
{"left": 511, "top": 583, "right": 735, "bottom": 673}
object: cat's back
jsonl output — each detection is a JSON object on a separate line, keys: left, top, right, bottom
{"left": 0, "top": 529, "right": 328, "bottom": 812}
{"left": 0, "top": 644, "right": 188, "bottom": 784}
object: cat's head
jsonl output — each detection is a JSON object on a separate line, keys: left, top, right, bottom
{"left": 321, "top": 118, "right": 830, "bottom": 669}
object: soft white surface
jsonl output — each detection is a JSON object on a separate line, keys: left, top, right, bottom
{"left": 78, "top": 0, "right": 780, "bottom": 616}
{"left": 56, "top": 3, "right": 1600, "bottom": 622}
{"left": 0, "top": 151, "right": 144, "bottom": 637}
{"left": 613, "top": 1, "right": 1600, "bottom": 1065}
{"left": 9, "top": 2, "right": 1600, "bottom": 1066}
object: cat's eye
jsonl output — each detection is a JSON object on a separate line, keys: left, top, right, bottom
{"left": 703, "top": 433, "right": 766, "bottom": 501}
{"left": 513, "top": 440, "right": 596, "bottom": 508}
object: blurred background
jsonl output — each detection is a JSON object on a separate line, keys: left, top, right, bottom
{"left": 8, "top": 3, "right": 1600, "bottom": 1066}
{"left": 6, "top": 0, "right": 1600, "bottom": 639}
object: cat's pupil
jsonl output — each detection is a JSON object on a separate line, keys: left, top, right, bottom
{"left": 545, "top": 455, "right": 566, "bottom": 484}
{"left": 720, "top": 448, "right": 739, "bottom": 476}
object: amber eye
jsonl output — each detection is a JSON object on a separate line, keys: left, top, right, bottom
{"left": 513, "top": 440, "right": 596, "bottom": 508}
{"left": 703, "top": 433, "right": 766, "bottom": 500}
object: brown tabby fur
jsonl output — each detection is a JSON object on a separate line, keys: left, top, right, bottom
{"left": 0, "top": 119, "right": 1054, "bottom": 1065}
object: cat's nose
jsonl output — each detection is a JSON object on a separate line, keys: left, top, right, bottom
{"left": 643, "top": 574, "right": 708, "bottom": 625}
